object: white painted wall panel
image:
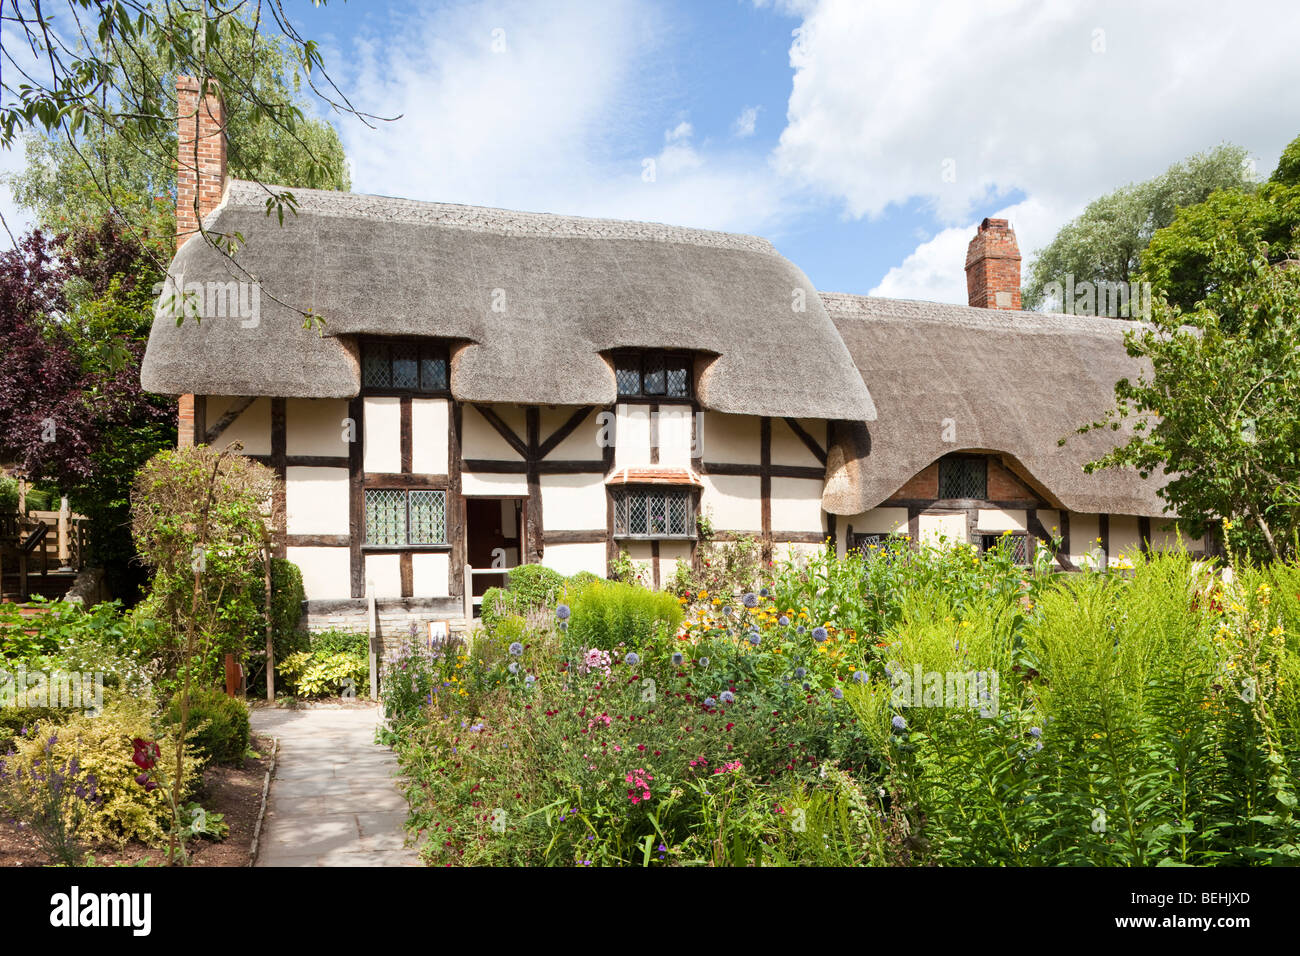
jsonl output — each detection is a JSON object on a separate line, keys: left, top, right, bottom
{"left": 462, "top": 472, "right": 529, "bottom": 496}
{"left": 287, "top": 546, "right": 350, "bottom": 601}
{"left": 655, "top": 406, "right": 694, "bottom": 468}
{"left": 540, "top": 474, "right": 606, "bottom": 530}
{"left": 771, "top": 418, "right": 825, "bottom": 468}
{"left": 411, "top": 552, "right": 450, "bottom": 597}
{"left": 364, "top": 553, "right": 403, "bottom": 598}
{"left": 976, "top": 508, "right": 1027, "bottom": 532}
{"left": 919, "top": 512, "right": 967, "bottom": 547}
{"left": 209, "top": 396, "right": 271, "bottom": 455}
{"left": 411, "top": 398, "right": 449, "bottom": 475}
{"left": 363, "top": 397, "right": 401, "bottom": 474}
{"left": 286, "top": 398, "right": 350, "bottom": 457}
{"left": 285, "top": 466, "right": 349, "bottom": 535}
{"left": 541, "top": 407, "right": 603, "bottom": 461}
{"left": 701, "top": 474, "right": 762, "bottom": 531}
{"left": 1109, "top": 515, "right": 1141, "bottom": 566}
{"left": 1069, "top": 513, "right": 1101, "bottom": 568}
{"left": 771, "top": 477, "right": 825, "bottom": 532}
{"left": 463, "top": 405, "right": 525, "bottom": 460}
{"left": 614, "top": 404, "right": 652, "bottom": 468}
{"left": 701, "top": 412, "right": 760, "bottom": 464}
{"left": 543, "top": 543, "right": 607, "bottom": 577}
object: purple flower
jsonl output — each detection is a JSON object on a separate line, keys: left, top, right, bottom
{"left": 831, "top": 687, "right": 844, "bottom": 700}
{"left": 812, "top": 627, "right": 828, "bottom": 643}
{"left": 741, "top": 593, "right": 759, "bottom": 608}
{"left": 556, "top": 604, "right": 571, "bottom": 621}
{"left": 509, "top": 642, "right": 524, "bottom": 657}
{"left": 891, "top": 714, "right": 908, "bottom": 732}
{"left": 625, "top": 652, "right": 640, "bottom": 666}
{"left": 719, "top": 690, "right": 735, "bottom": 704}
{"left": 852, "top": 670, "right": 867, "bottom": 683}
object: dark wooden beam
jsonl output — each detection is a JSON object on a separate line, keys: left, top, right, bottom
{"left": 472, "top": 403, "right": 529, "bottom": 459}
{"left": 400, "top": 396, "right": 412, "bottom": 474}
{"left": 285, "top": 455, "right": 349, "bottom": 469}
{"left": 760, "top": 416, "right": 772, "bottom": 565}
{"left": 461, "top": 459, "right": 606, "bottom": 475}
{"left": 649, "top": 404, "right": 659, "bottom": 466}
{"left": 348, "top": 396, "right": 364, "bottom": 599}
{"left": 545, "top": 529, "right": 608, "bottom": 544}
{"left": 1099, "top": 513, "right": 1110, "bottom": 567}
{"left": 270, "top": 398, "right": 287, "bottom": 560}
{"left": 783, "top": 417, "right": 828, "bottom": 466}
{"left": 400, "top": 552, "right": 413, "bottom": 598}
{"left": 526, "top": 407, "right": 543, "bottom": 562}
{"left": 193, "top": 394, "right": 207, "bottom": 448}
{"left": 700, "top": 461, "right": 824, "bottom": 480}
{"left": 1139, "top": 516, "right": 1152, "bottom": 556}
{"left": 652, "top": 539, "right": 660, "bottom": 589}
{"left": 204, "top": 396, "right": 255, "bottom": 445}
{"left": 537, "top": 407, "right": 593, "bottom": 460}
{"left": 285, "top": 534, "right": 351, "bottom": 548}
{"left": 449, "top": 401, "right": 464, "bottom": 599}
{"left": 362, "top": 473, "right": 451, "bottom": 489}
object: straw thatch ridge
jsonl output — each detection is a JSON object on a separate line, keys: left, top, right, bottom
{"left": 141, "top": 181, "right": 877, "bottom": 421}
{"left": 821, "top": 293, "right": 1170, "bottom": 518}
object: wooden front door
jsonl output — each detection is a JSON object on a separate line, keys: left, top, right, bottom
{"left": 465, "top": 497, "right": 523, "bottom": 596}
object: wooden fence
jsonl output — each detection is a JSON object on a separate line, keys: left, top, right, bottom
{"left": 0, "top": 506, "right": 89, "bottom": 601}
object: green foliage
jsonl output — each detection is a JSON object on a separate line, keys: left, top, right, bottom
{"left": 480, "top": 587, "right": 520, "bottom": 634}
{"left": 1023, "top": 143, "right": 1254, "bottom": 310}
{"left": 0, "top": 598, "right": 154, "bottom": 694}
{"left": 164, "top": 688, "right": 249, "bottom": 767}
{"left": 279, "top": 650, "right": 367, "bottom": 700}
{"left": 671, "top": 534, "right": 762, "bottom": 598}
{"left": 0, "top": 695, "right": 201, "bottom": 848}
{"left": 309, "top": 629, "right": 369, "bottom": 656}
{"left": 563, "top": 579, "right": 683, "bottom": 652}
{"left": 131, "top": 445, "right": 278, "bottom": 686}
{"left": 506, "top": 564, "right": 567, "bottom": 608}
{"left": 250, "top": 558, "right": 307, "bottom": 693}
{"left": 0, "top": 476, "right": 17, "bottom": 512}
{"left": 566, "top": 571, "right": 601, "bottom": 592}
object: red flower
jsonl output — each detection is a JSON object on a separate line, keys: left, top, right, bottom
{"left": 131, "top": 738, "right": 160, "bottom": 771}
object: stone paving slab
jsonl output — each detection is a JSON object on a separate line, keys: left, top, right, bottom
{"left": 251, "top": 704, "right": 423, "bottom": 867}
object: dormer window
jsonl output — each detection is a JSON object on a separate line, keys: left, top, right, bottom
{"left": 613, "top": 350, "right": 692, "bottom": 400}
{"left": 938, "top": 456, "right": 988, "bottom": 500}
{"left": 361, "top": 338, "right": 449, "bottom": 394}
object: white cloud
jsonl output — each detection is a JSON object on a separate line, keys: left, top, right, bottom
{"left": 775, "top": 0, "right": 1300, "bottom": 298}
{"left": 732, "top": 105, "right": 760, "bottom": 138}
{"left": 334, "top": 0, "right": 789, "bottom": 235}
{"left": 867, "top": 196, "right": 1078, "bottom": 302}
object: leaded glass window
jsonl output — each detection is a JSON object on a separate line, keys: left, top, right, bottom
{"left": 851, "top": 532, "right": 888, "bottom": 557}
{"left": 613, "top": 351, "right": 691, "bottom": 400}
{"left": 365, "top": 488, "right": 447, "bottom": 546}
{"left": 938, "top": 457, "right": 988, "bottom": 499}
{"left": 612, "top": 488, "right": 695, "bottom": 538}
{"left": 361, "top": 340, "right": 449, "bottom": 393}
{"left": 979, "top": 532, "right": 1030, "bottom": 564}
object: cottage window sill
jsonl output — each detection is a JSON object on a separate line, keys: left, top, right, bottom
{"left": 361, "top": 543, "right": 452, "bottom": 552}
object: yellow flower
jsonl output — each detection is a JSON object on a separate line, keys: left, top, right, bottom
{"left": 1223, "top": 520, "right": 1233, "bottom": 531}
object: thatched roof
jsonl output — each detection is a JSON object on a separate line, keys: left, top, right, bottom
{"left": 821, "top": 294, "right": 1170, "bottom": 518}
{"left": 141, "top": 180, "right": 877, "bottom": 421}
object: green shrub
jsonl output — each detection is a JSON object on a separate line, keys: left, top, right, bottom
{"left": 24, "top": 487, "right": 55, "bottom": 512}
{"left": 0, "top": 694, "right": 201, "bottom": 847}
{"left": 309, "top": 629, "right": 368, "bottom": 656}
{"left": 506, "top": 564, "right": 566, "bottom": 608}
{"left": 164, "top": 687, "right": 250, "bottom": 766}
{"left": 567, "top": 570, "right": 601, "bottom": 592}
{"left": 480, "top": 587, "right": 521, "bottom": 633}
{"left": 566, "top": 579, "right": 683, "bottom": 651}
{"left": 266, "top": 558, "right": 306, "bottom": 657}
{"left": 0, "top": 476, "right": 17, "bottom": 512}
{"left": 280, "top": 649, "right": 368, "bottom": 698}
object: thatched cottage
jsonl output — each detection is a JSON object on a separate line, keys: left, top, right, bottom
{"left": 142, "top": 79, "right": 1199, "bottom": 634}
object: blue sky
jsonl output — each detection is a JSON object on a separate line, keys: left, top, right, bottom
{"left": 4, "top": 0, "right": 1299, "bottom": 302}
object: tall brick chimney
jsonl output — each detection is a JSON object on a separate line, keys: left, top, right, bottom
{"left": 965, "top": 217, "right": 1021, "bottom": 310}
{"left": 175, "top": 76, "right": 226, "bottom": 447}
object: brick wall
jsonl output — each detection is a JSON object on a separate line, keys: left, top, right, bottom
{"left": 889, "top": 463, "right": 938, "bottom": 500}
{"left": 988, "top": 459, "right": 1036, "bottom": 501}
{"left": 965, "top": 218, "right": 1021, "bottom": 310}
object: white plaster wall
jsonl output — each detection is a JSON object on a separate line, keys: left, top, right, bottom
{"left": 701, "top": 412, "right": 760, "bottom": 465}
{"left": 1037, "top": 510, "right": 1061, "bottom": 540}
{"left": 463, "top": 404, "right": 525, "bottom": 460}
{"left": 771, "top": 418, "right": 825, "bottom": 468}
{"left": 1109, "top": 515, "right": 1141, "bottom": 566}
{"left": 285, "top": 466, "right": 349, "bottom": 535}
{"left": 462, "top": 472, "right": 530, "bottom": 496}
{"left": 209, "top": 396, "right": 271, "bottom": 455}
{"left": 364, "top": 553, "right": 403, "bottom": 598}
{"left": 541, "top": 407, "right": 603, "bottom": 461}
{"left": 363, "top": 397, "right": 401, "bottom": 474}
{"left": 286, "top": 398, "right": 350, "bottom": 457}
{"left": 614, "top": 404, "right": 652, "bottom": 468}
{"left": 774, "top": 541, "right": 824, "bottom": 565}
{"left": 287, "top": 546, "right": 350, "bottom": 601}
{"left": 1069, "top": 512, "right": 1102, "bottom": 568}
{"left": 655, "top": 406, "right": 694, "bottom": 468}
{"left": 701, "top": 474, "right": 761, "bottom": 531}
{"left": 977, "top": 508, "right": 1027, "bottom": 532}
{"left": 1148, "top": 520, "right": 1205, "bottom": 553}
{"left": 837, "top": 507, "right": 909, "bottom": 557}
{"left": 624, "top": 540, "right": 655, "bottom": 588}
{"left": 544, "top": 542, "right": 607, "bottom": 577}
{"left": 771, "top": 477, "right": 825, "bottom": 532}
{"left": 919, "top": 512, "right": 967, "bottom": 547}
{"left": 411, "top": 398, "right": 449, "bottom": 475}
{"left": 540, "top": 474, "right": 606, "bottom": 531}
{"left": 412, "top": 552, "right": 450, "bottom": 597}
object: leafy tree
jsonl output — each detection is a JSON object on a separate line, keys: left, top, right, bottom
{"left": 1024, "top": 144, "right": 1255, "bottom": 310}
{"left": 1076, "top": 135, "right": 1300, "bottom": 561}
{"left": 1, "top": 0, "right": 370, "bottom": 265}
{"left": 5, "top": 2, "right": 351, "bottom": 237}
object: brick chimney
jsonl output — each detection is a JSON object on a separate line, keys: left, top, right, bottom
{"left": 175, "top": 76, "right": 226, "bottom": 447}
{"left": 965, "top": 217, "right": 1021, "bottom": 310}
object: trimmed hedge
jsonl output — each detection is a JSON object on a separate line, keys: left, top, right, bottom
{"left": 164, "top": 687, "right": 250, "bottom": 766}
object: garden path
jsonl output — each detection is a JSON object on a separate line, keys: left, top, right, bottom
{"left": 250, "top": 704, "right": 423, "bottom": 867}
